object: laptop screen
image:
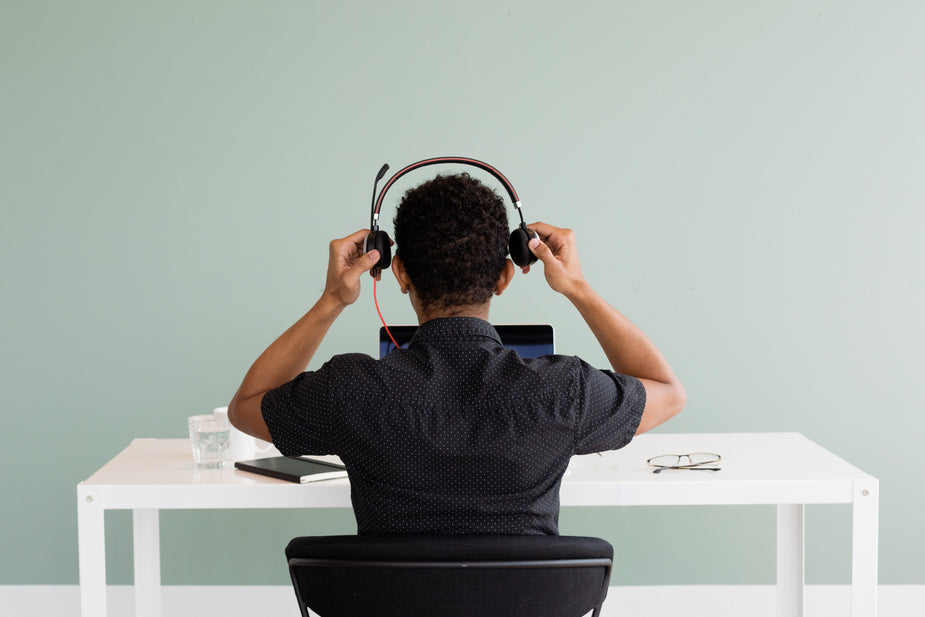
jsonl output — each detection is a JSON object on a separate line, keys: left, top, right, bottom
{"left": 379, "top": 324, "right": 555, "bottom": 359}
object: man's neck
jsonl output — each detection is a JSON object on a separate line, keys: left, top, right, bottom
{"left": 416, "top": 302, "right": 490, "bottom": 324}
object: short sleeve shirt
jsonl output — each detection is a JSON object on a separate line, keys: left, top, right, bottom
{"left": 262, "top": 317, "right": 645, "bottom": 535}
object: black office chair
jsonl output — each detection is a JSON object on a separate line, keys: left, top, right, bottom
{"left": 286, "top": 534, "right": 613, "bottom": 617}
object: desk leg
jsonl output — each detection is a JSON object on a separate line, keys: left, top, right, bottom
{"left": 852, "top": 480, "right": 879, "bottom": 617}
{"left": 776, "top": 504, "right": 804, "bottom": 617}
{"left": 133, "top": 509, "right": 162, "bottom": 617}
{"left": 77, "top": 484, "right": 107, "bottom": 617}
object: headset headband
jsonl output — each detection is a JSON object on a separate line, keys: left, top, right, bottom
{"left": 369, "top": 157, "right": 524, "bottom": 231}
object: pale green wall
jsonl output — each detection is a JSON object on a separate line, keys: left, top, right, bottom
{"left": 2, "top": 0, "right": 923, "bottom": 587}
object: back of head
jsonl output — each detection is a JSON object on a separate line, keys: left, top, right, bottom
{"left": 394, "top": 173, "right": 509, "bottom": 313}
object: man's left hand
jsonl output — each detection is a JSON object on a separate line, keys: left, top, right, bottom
{"left": 323, "top": 229, "right": 381, "bottom": 307}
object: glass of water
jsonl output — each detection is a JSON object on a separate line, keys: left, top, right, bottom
{"left": 188, "top": 414, "right": 231, "bottom": 469}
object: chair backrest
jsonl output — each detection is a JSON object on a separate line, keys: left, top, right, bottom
{"left": 286, "top": 534, "right": 613, "bottom": 617}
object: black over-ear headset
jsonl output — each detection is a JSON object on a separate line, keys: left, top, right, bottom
{"left": 365, "top": 156, "right": 539, "bottom": 279}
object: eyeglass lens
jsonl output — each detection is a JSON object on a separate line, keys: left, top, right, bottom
{"left": 648, "top": 453, "right": 721, "bottom": 468}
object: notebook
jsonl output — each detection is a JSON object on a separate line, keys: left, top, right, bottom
{"left": 379, "top": 324, "right": 554, "bottom": 359}
{"left": 234, "top": 456, "right": 347, "bottom": 483}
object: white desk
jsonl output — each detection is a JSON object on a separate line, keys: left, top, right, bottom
{"left": 77, "top": 432, "right": 879, "bottom": 617}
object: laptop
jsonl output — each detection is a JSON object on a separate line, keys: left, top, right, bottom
{"left": 379, "top": 324, "right": 554, "bottom": 359}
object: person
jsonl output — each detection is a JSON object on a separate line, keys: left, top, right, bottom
{"left": 228, "top": 173, "right": 685, "bottom": 535}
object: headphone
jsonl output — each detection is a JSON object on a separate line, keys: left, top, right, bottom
{"left": 365, "top": 156, "right": 539, "bottom": 279}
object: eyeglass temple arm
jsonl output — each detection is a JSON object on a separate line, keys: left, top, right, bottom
{"left": 652, "top": 466, "right": 722, "bottom": 474}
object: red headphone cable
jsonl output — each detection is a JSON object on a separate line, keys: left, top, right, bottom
{"left": 374, "top": 276, "right": 401, "bottom": 350}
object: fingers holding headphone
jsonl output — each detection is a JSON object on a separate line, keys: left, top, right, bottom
{"left": 324, "top": 229, "right": 381, "bottom": 307}
{"left": 526, "top": 221, "right": 587, "bottom": 297}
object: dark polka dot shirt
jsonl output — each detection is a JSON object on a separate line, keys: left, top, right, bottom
{"left": 261, "top": 317, "right": 645, "bottom": 535}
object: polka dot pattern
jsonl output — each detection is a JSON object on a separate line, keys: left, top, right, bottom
{"left": 262, "top": 317, "right": 645, "bottom": 535}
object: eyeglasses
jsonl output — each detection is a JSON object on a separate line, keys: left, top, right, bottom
{"left": 646, "top": 452, "right": 722, "bottom": 474}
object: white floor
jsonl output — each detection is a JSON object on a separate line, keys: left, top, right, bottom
{"left": 1, "top": 585, "right": 922, "bottom": 617}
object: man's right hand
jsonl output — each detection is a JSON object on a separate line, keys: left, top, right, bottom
{"left": 525, "top": 221, "right": 589, "bottom": 299}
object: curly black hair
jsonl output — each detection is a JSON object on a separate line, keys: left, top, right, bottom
{"left": 393, "top": 173, "right": 509, "bottom": 313}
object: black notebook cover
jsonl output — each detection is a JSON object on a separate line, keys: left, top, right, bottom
{"left": 234, "top": 456, "right": 347, "bottom": 483}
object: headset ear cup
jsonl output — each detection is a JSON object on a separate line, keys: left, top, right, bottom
{"left": 509, "top": 227, "right": 538, "bottom": 267}
{"left": 365, "top": 230, "right": 392, "bottom": 270}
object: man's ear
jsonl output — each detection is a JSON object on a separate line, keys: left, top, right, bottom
{"left": 494, "top": 259, "right": 516, "bottom": 296}
{"left": 391, "top": 255, "right": 412, "bottom": 294}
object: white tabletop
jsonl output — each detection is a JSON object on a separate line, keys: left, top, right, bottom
{"left": 562, "top": 431, "right": 873, "bottom": 506}
{"left": 80, "top": 432, "right": 873, "bottom": 510}
{"left": 77, "top": 432, "right": 880, "bottom": 617}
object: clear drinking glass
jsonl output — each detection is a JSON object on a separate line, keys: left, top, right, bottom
{"left": 187, "top": 414, "right": 231, "bottom": 468}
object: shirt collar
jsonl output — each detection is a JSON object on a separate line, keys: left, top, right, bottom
{"left": 409, "top": 317, "right": 503, "bottom": 347}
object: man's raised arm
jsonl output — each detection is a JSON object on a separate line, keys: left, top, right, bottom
{"left": 227, "top": 230, "right": 380, "bottom": 441}
{"left": 525, "top": 221, "right": 686, "bottom": 434}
